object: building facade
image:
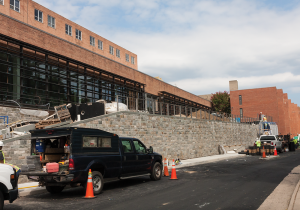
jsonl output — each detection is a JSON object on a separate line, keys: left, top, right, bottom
{"left": 0, "top": 0, "right": 211, "bottom": 112}
{"left": 230, "top": 85, "right": 300, "bottom": 136}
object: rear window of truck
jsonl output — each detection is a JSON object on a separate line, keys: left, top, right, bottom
{"left": 83, "top": 136, "right": 112, "bottom": 148}
{"left": 260, "top": 136, "right": 276, "bottom": 140}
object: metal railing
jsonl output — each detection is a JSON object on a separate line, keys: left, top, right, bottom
{"left": 114, "top": 95, "right": 266, "bottom": 124}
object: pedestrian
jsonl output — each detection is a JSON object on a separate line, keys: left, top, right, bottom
{"left": 0, "top": 140, "right": 5, "bottom": 164}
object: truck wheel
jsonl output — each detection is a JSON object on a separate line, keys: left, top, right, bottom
{"left": 84, "top": 171, "right": 104, "bottom": 195}
{"left": 0, "top": 191, "right": 4, "bottom": 210}
{"left": 150, "top": 162, "right": 162, "bottom": 181}
{"left": 46, "top": 186, "right": 65, "bottom": 194}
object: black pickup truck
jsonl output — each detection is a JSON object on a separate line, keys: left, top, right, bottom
{"left": 21, "top": 127, "right": 162, "bottom": 195}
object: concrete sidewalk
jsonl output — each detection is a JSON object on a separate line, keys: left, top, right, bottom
{"left": 17, "top": 153, "right": 243, "bottom": 196}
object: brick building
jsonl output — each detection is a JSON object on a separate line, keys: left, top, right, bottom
{"left": 230, "top": 81, "right": 300, "bottom": 136}
{"left": 0, "top": 0, "right": 211, "bottom": 114}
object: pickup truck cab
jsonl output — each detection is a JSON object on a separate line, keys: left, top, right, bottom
{"left": 258, "top": 135, "right": 282, "bottom": 152}
{"left": 0, "top": 164, "right": 18, "bottom": 210}
{"left": 21, "top": 127, "right": 162, "bottom": 195}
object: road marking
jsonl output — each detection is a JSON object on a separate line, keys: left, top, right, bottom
{"left": 18, "top": 185, "right": 39, "bottom": 190}
{"left": 199, "top": 203, "right": 210, "bottom": 208}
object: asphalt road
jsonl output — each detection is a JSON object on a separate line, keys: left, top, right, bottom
{"left": 5, "top": 150, "right": 300, "bottom": 210}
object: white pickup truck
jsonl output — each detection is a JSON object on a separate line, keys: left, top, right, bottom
{"left": 259, "top": 135, "right": 282, "bottom": 152}
{"left": 0, "top": 164, "right": 18, "bottom": 210}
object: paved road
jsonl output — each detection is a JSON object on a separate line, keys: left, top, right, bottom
{"left": 5, "top": 151, "right": 300, "bottom": 210}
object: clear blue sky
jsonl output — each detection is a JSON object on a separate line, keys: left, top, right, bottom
{"left": 36, "top": 0, "right": 300, "bottom": 105}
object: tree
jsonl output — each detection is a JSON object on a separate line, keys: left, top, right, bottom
{"left": 210, "top": 91, "right": 231, "bottom": 114}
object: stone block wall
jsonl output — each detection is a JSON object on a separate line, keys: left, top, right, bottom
{"left": 73, "top": 112, "right": 257, "bottom": 160}
{"left": 0, "top": 106, "right": 46, "bottom": 127}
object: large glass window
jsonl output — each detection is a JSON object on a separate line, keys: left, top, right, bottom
{"left": 34, "top": 9, "right": 43, "bottom": 22}
{"left": 131, "top": 56, "right": 135, "bottom": 64}
{"left": 125, "top": 54, "right": 129, "bottom": 62}
{"left": 10, "top": 0, "right": 19, "bottom": 12}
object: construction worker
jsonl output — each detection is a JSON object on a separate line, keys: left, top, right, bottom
{"left": 293, "top": 136, "right": 298, "bottom": 149}
{"left": 0, "top": 141, "right": 4, "bottom": 164}
{"left": 256, "top": 138, "right": 261, "bottom": 148}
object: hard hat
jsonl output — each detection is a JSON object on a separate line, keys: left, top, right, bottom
{"left": 0, "top": 141, "right": 3, "bottom": 146}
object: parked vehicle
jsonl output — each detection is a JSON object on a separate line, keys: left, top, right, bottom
{"left": 21, "top": 127, "right": 162, "bottom": 195}
{"left": 0, "top": 164, "right": 18, "bottom": 210}
{"left": 258, "top": 135, "right": 282, "bottom": 152}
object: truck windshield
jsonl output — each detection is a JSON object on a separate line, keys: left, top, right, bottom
{"left": 260, "top": 136, "right": 276, "bottom": 140}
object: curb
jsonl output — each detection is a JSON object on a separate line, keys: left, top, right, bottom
{"left": 288, "top": 179, "right": 300, "bottom": 210}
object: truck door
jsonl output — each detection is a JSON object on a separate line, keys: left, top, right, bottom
{"left": 121, "top": 139, "right": 138, "bottom": 175}
{"left": 132, "top": 139, "right": 152, "bottom": 173}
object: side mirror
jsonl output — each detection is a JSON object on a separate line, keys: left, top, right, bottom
{"left": 148, "top": 146, "right": 153, "bottom": 154}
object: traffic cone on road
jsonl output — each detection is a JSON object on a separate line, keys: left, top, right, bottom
{"left": 163, "top": 158, "right": 169, "bottom": 177}
{"left": 84, "top": 169, "right": 96, "bottom": 199}
{"left": 170, "top": 159, "right": 178, "bottom": 180}
{"left": 274, "top": 145, "right": 278, "bottom": 156}
{"left": 262, "top": 146, "right": 266, "bottom": 158}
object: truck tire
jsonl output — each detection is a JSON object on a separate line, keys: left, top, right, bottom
{"left": 150, "top": 162, "right": 162, "bottom": 181}
{"left": 46, "top": 186, "right": 65, "bottom": 194}
{"left": 84, "top": 171, "right": 104, "bottom": 195}
{"left": 0, "top": 191, "right": 3, "bottom": 210}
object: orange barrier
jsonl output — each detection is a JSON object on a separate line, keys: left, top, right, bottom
{"left": 262, "top": 146, "right": 266, "bottom": 158}
{"left": 84, "top": 169, "right": 96, "bottom": 199}
{"left": 170, "top": 159, "right": 178, "bottom": 180}
{"left": 163, "top": 158, "right": 169, "bottom": 177}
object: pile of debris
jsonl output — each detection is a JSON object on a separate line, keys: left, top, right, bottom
{"left": 35, "top": 104, "right": 72, "bottom": 129}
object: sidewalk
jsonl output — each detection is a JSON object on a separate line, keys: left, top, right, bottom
{"left": 17, "top": 153, "right": 243, "bottom": 196}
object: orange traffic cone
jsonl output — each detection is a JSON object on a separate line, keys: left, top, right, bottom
{"left": 274, "top": 145, "right": 278, "bottom": 156}
{"left": 163, "top": 158, "right": 169, "bottom": 177}
{"left": 170, "top": 159, "right": 178, "bottom": 180}
{"left": 84, "top": 169, "right": 96, "bottom": 199}
{"left": 262, "top": 146, "right": 266, "bottom": 158}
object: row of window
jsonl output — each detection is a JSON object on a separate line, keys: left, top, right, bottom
{"left": 1, "top": 0, "right": 20, "bottom": 12}
{"left": 2, "top": 0, "right": 136, "bottom": 65}
{"left": 34, "top": 7, "right": 135, "bottom": 65}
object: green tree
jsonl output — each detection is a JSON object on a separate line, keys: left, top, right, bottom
{"left": 211, "top": 91, "right": 231, "bottom": 114}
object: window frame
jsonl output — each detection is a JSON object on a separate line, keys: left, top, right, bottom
{"left": 125, "top": 54, "right": 129, "bottom": 62}
{"left": 34, "top": 9, "right": 43, "bottom": 23}
{"left": 131, "top": 56, "right": 135, "bottom": 65}
{"left": 240, "top": 108, "right": 243, "bottom": 118}
{"left": 90, "top": 36, "right": 95, "bottom": 47}
{"left": 98, "top": 40, "right": 103, "bottom": 50}
{"left": 116, "top": 49, "right": 120, "bottom": 58}
{"left": 109, "top": 46, "right": 114, "bottom": 55}
{"left": 10, "top": 0, "right": 20, "bottom": 12}
{"left": 76, "top": 29, "right": 82, "bottom": 40}
{"left": 0, "top": 0, "right": 4, "bottom": 6}
{"left": 82, "top": 136, "right": 112, "bottom": 148}
{"left": 239, "top": 95, "right": 242, "bottom": 105}
{"left": 65, "top": 24, "right": 72, "bottom": 36}
{"left": 47, "top": 15, "right": 55, "bottom": 28}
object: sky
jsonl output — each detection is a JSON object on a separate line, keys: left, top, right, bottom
{"left": 35, "top": 0, "right": 300, "bottom": 105}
